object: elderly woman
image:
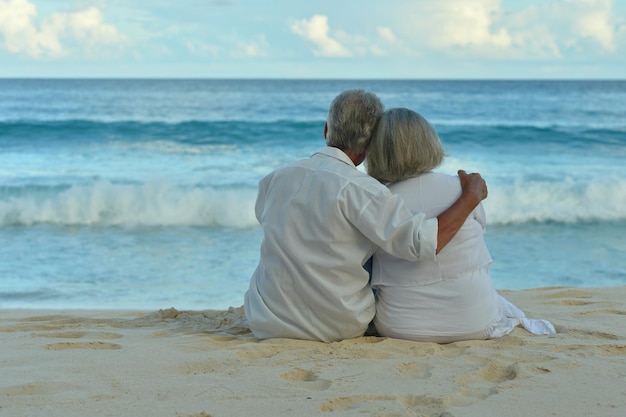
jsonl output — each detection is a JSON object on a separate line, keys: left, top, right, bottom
{"left": 366, "top": 108, "right": 555, "bottom": 342}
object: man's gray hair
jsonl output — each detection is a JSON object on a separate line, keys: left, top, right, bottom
{"left": 366, "top": 108, "right": 445, "bottom": 183}
{"left": 326, "top": 90, "right": 384, "bottom": 155}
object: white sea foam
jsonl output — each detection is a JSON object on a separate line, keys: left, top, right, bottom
{"left": 0, "top": 180, "right": 259, "bottom": 228}
{"left": 485, "top": 176, "right": 626, "bottom": 225}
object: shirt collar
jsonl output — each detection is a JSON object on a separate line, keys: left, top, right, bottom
{"left": 313, "top": 146, "right": 356, "bottom": 168}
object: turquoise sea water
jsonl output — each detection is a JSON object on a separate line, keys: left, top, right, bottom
{"left": 1, "top": 79, "right": 625, "bottom": 309}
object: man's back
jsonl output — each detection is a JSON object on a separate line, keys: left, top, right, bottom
{"left": 244, "top": 147, "right": 382, "bottom": 342}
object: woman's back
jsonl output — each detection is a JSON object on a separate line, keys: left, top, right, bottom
{"left": 371, "top": 172, "right": 500, "bottom": 342}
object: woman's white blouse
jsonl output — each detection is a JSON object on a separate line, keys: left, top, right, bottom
{"left": 371, "top": 172, "right": 499, "bottom": 339}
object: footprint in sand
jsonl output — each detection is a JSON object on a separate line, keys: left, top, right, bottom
{"left": 567, "top": 328, "right": 619, "bottom": 340}
{"left": 0, "top": 382, "right": 75, "bottom": 396}
{"left": 546, "top": 299, "right": 595, "bottom": 306}
{"left": 602, "top": 345, "right": 626, "bottom": 355}
{"left": 575, "top": 309, "right": 626, "bottom": 316}
{"left": 236, "top": 345, "right": 279, "bottom": 360}
{"left": 395, "top": 361, "right": 433, "bottom": 378}
{"left": 448, "top": 359, "right": 523, "bottom": 406}
{"left": 45, "top": 341, "right": 121, "bottom": 350}
{"left": 280, "top": 367, "right": 331, "bottom": 391}
{"left": 537, "top": 289, "right": 595, "bottom": 299}
{"left": 34, "top": 331, "right": 123, "bottom": 339}
{"left": 319, "top": 394, "right": 451, "bottom": 416}
{"left": 399, "top": 395, "right": 452, "bottom": 417}
{"left": 475, "top": 361, "right": 521, "bottom": 383}
{"left": 33, "top": 329, "right": 124, "bottom": 350}
{"left": 319, "top": 395, "right": 394, "bottom": 412}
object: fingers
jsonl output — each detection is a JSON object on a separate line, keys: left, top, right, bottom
{"left": 457, "top": 169, "right": 488, "bottom": 200}
{"left": 458, "top": 169, "right": 481, "bottom": 181}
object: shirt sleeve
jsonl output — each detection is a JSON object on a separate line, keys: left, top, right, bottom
{"left": 353, "top": 189, "right": 438, "bottom": 262}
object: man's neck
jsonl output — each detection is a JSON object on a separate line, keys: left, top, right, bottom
{"left": 324, "top": 123, "right": 366, "bottom": 166}
{"left": 342, "top": 149, "right": 366, "bottom": 166}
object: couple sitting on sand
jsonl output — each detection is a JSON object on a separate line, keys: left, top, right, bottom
{"left": 244, "top": 89, "right": 555, "bottom": 343}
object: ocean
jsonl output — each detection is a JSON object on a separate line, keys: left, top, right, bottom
{"left": 1, "top": 79, "right": 625, "bottom": 310}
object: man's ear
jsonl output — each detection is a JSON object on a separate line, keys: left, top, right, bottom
{"left": 324, "top": 122, "right": 328, "bottom": 139}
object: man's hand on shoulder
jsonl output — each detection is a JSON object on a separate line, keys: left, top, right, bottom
{"left": 457, "top": 170, "right": 488, "bottom": 205}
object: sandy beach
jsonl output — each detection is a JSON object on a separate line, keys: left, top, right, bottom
{"left": 1, "top": 286, "right": 625, "bottom": 417}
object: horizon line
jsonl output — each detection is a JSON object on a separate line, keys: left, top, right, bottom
{"left": 1, "top": 77, "right": 625, "bottom": 82}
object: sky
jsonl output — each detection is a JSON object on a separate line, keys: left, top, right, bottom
{"left": 0, "top": 0, "right": 625, "bottom": 79}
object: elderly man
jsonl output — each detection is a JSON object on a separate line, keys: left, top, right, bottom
{"left": 244, "top": 89, "right": 487, "bottom": 342}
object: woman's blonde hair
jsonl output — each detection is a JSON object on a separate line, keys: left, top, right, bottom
{"left": 366, "top": 108, "right": 444, "bottom": 183}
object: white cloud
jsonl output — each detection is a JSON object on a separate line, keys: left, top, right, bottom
{"left": 428, "top": 0, "right": 512, "bottom": 49}
{"left": 290, "top": 14, "right": 351, "bottom": 57}
{"left": 372, "top": 26, "right": 413, "bottom": 56}
{"left": 48, "top": 7, "right": 124, "bottom": 49}
{"left": 565, "top": 0, "right": 616, "bottom": 51}
{"left": 377, "top": 27, "right": 398, "bottom": 45}
{"left": 391, "top": 0, "right": 622, "bottom": 60}
{"left": 0, "top": 0, "right": 125, "bottom": 58}
{"left": 0, "top": 0, "right": 62, "bottom": 57}
{"left": 186, "top": 40, "right": 220, "bottom": 57}
{"left": 236, "top": 34, "right": 269, "bottom": 57}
